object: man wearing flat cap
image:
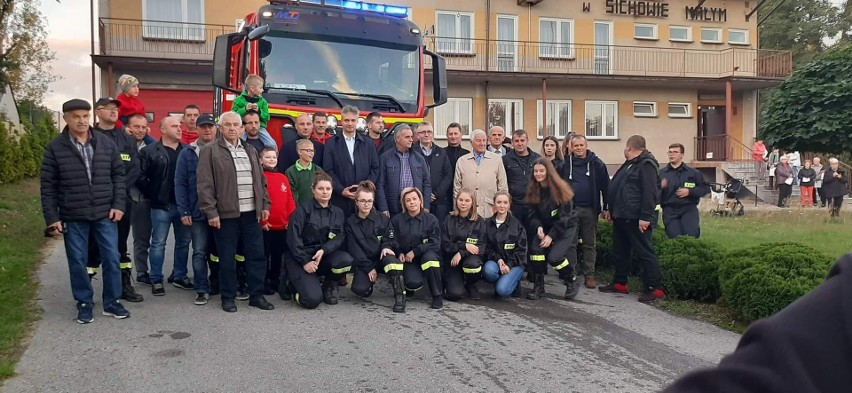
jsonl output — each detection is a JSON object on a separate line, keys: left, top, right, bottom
{"left": 41, "top": 99, "right": 131, "bottom": 324}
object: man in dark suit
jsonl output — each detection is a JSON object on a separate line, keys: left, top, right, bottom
{"left": 323, "top": 105, "right": 379, "bottom": 216}
{"left": 414, "top": 121, "right": 451, "bottom": 219}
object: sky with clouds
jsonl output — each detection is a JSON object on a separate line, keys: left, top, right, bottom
{"left": 39, "top": 0, "right": 847, "bottom": 111}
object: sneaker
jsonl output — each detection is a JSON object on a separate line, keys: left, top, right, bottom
{"left": 236, "top": 290, "right": 250, "bottom": 301}
{"left": 598, "top": 282, "right": 629, "bottom": 294}
{"left": 194, "top": 293, "right": 210, "bottom": 305}
{"left": 152, "top": 283, "right": 165, "bottom": 296}
{"left": 76, "top": 303, "right": 94, "bottom": 324}
{"left": 136, "top": 273, "right": 152, "bottom": 287}
{"left": 172, "top": 277, "right": 194, "bottom": 290}
{"left": 167, "top": 271, "right": 174, "bottom": 284}
{"left": 638, "top": 288, "right": 666, "bottom": 303}
{"left": 222, "top": 298, "right": 237, "bottom": 313}
{"left": 103, "top": 302, "right": 130, "bottom": 319}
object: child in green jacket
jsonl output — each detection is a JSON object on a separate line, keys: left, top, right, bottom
{"left": 231, "top": 74, "right": 277, "bottom": 149}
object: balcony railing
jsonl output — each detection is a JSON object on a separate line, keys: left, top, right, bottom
{"left": 425, "top": 37, "right": 792, "bottom": 79}
{"left": 99, "top": 18, "right": 233, "bottom": 60}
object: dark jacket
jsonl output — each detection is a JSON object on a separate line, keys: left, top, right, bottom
{"left": 414, "top": 143, "right": 452, "bottom": 207}
{"left": 797, "top": 167, "right": 817, "bottom": 187}
{"left": 608, "top": 150, "right": 660, "bottom": 223}
{"left": 41, "top": 128, "right": 126, "bottom": 225}
{"left": 561, "top": 150, "right": 610, "bottom": 213}
{"left": 94, "top": 123, "right": 138, "bottom": 197}
{"left": 277, "top": 137, "right": 324, "bottom": 173}
{"left": 822, "top": 167, "right": 848, "bottom": 198}
{"left": 323, "top": 132, "right": 379, "bottom": 213}
{"left": 377, "top": 148, "right": 432, "bottom": 214}
{"left": 174, "top": 141, "right": 207, "bottom": 222}
{"left": 345, "top": 210, "right": 390, "bottom": 271}
{"left": 528, "top": 187, "right": 577, "bottom": 240}
{"left": 503, "top": 148, "right": 541, "bottom": 206}
{"left": 381, "top": 211, "right": 441, "bottom": 259}
{"left": 485, "top": 214, "right": 528, "bottom": 268}
{"left": 137, "top": 141, "right": 186, "bottom": 209}
{"left": 663, "top": 253, "right": 852, "bottom": 393}
{"left": 660, "top": 163, "right": 710, "bottom": 211}
{"left": 196, "top": 137, "right": 271, "bottom": 220}
{"left": 368, "top": 133, "right": 396, "bottom": 156}
{"left": 287, "top": 201, "right": 347, "bottom": 265}
{"left": 445, "top": 145, "right": 470, "bottom": 200}
{"left": 440, "top": 214, "right": 486, "bottom": 260}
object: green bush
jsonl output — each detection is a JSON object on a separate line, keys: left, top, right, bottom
{"left": 720, "top": 243, "right": 834, "bottom": 321}
{"left": 596, "top": 220, "right": 614, "bottom": 268}
{"left": 0, "top": 117, "right": 55, "bottom": 184}
{"left": 658, "top": 237, "right": 724, "bottom": 301}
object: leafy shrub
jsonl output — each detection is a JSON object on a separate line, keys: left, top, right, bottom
{"left": 658, "top": 237, "right": 724, "bottom": 301}
{"left": 0, "top": 117, "right": 55, "bottom": 184}
{"left": 596, "top": 220, "right": 614, "bottom": 268}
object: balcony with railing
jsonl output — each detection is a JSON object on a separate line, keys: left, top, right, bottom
{"left": 425, "top": 37, "right": 792, "bottom": 79}
{"left": 98, "top": 18, "right": 233, "bottom": 61}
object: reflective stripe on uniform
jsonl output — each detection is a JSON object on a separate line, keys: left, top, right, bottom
{"left": 421, "top": 260, "right": 440, "bottom": 270}
{"left": 530, "top": 255, "right": 546, "bottom": 261}
{"left": 331, "top": 266, "right": 351, "bottom": 274}
{"left": 383, "top": 263, "right": 404, "bottom": 273}
{"left": 119, "top": 262, "right": 133, "bottom": 269}
{"left": 86, "top": 267, "right": 100, "bottom": 274}
{"left": 210, "top": 254, "right": 219, "bottom": 262}
{"left": 462, "top": 266, "right": 482, "bottom": 274}
{"left": 236, "top": 255, "right": 245, "bottom": 262}
{"left": 554, "top": 258, "right": 570, "bottom": 270}
{"left": 655, "top": 204, "right": 662, "bottom": 211}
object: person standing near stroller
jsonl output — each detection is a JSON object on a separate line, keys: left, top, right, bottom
{"left": 775, "top": 155, "right": 794, "bottom": 208}
{"left": 660, "top": 143, "right": 709, "bottom": 238}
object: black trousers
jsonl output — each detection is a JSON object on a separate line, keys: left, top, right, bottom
{"left": 263, "top": 230, "right": 287, "bottom": 288}
{"left": 212, "top": 212, "right": 266, "bottom": 301}
{"left": 816, "top": 187, "right": 826, "bottom": 206}
{"left": 367, "top": 251, "right": 443, "bottom": 297}
{"left": 777, "top": 184, "right": 793, "bottom": 207}
{"left": 442, "top": 255, "right": 483, "bottom": 300}
{"left": 829, "top": 196, "right": 844, "bottom": 217}
{"left": 528, "top": 228, "right": 576, "bottom": 281}
{"left": 87, "top": 200, "right": 132, "bottom": 271}
{"left": 286, "top": 249, "right": 353, "bottom": 309}
{"left": 662, "top": 206, "right": 701, "bottom": 238}
{"left": 612, "top": 218, "right": 662, "bottom": 289}
{"left": 350, "top": 254, "right": 415, "bottom": 298}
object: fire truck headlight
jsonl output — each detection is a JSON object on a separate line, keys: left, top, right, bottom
{"left": 356, "top": 117, "right": 367, "bottom": 131}
{"left": 326, "top": 115, "right": 338, "bottom": 129}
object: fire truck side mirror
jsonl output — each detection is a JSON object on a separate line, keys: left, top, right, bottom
{"left": 424, "top": 48, "right": 447, "bottom": 110}
{"left": 213, "top": 33, "right": 243, "bottom": 92}
{"left": 248, "top": 25, "right": 271, "bottom": 41}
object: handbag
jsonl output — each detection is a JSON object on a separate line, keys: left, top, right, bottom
{"left": 784, "top": 177, "right": 793, "bottom": 185}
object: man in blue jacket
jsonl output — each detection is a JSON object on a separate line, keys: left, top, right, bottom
{"left": 660, "top": 143, "right": 709, "bottom": 238}
{"left": 323, "top": 105, "right": 379, "bottom": 216}
{"left": 377, "top": 124, "right": 432, "bottom": 216}
{"left": 41, "top": 99, "right": 130, "bottom": 323}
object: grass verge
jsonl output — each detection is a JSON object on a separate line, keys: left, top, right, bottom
{"left": 0, "top": 178, "right": 47, "bottom": 381}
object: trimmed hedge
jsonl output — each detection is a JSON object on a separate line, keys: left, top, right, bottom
{"left": 658, "top": 237, "right": 724, "bottom": 301}
{"left": 0, "top": 117, "right": 55, "bottom": 184}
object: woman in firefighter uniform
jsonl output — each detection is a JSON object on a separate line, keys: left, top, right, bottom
{"left": 441, "top": 188, "right": 486, "bottom": 301}
{"left": 285, "top": 172, "right": 353, "bottom": 309}
{"left": 483, "top": 191, "right": 528, "bottom": 298}
{"left": 346, "top": 181, "right": 407, "bottom": 313}
{"left": 381, "top": 187, "right": 445, "bottom": 310}
{"left": 526, "top": 158, "right": 580, "bottom": 301}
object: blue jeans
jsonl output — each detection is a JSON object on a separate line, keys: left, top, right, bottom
{"left": 64, "top": 219, "right": 122, "bottom": 306}
{"left": 190, "top": 221, "right": 210, "bottom": 294}
{"left": 483, "top": 260, "right": 525, "bottom": 298}
{"left": 149, "top": 205, "right": 191, "bottom": 283}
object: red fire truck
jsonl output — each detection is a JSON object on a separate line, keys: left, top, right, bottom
{"left": 212, "top": 0, "right": 447, "bottom": 147}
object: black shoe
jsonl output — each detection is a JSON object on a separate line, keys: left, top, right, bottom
{"left": 278, "top": 279, "right": 292, "bottom": 301}
{"left": 121, "top": 270, "right": 144, "bottom": 303}
{"left": 390, "top": 274, "right": 406, "bottom": 313}
{"left": 222, "top": 298, "right": 237, "bottom": 312}
{"left": 167, "top": 271, "right": 174, "bottom": 284}
{"left": 323, "top": 281, "right": 339, "bottom": 305}
{"left": 527, "top": 274, "right": 544, "bottom": 300}
{"left": 466, "top": 283, "right": 481, "bottom": 300}
{"left": 249, "top": 296, "right": 275, "bottom": 310}
{"left": 430, "top": 295, "right": 443, "bottom": 309}
{"left": 136, "top": 273, "right": 152, "bottom": 287}
{"left": 152, "top": 283, "right": 165, "bottom": 296}
{"left": 172, "top": 277, "right": 194, "bottom": 290}
{"left": 564, "top": 277, "right": 580, "bottom": 300}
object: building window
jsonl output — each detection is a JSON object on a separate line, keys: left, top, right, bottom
{"left": 433, "top": 98, "right": 473, "bottom": 139}
{"left": 728, "top": 29, "right": 750, "bottom": 45}
{"left": 539, "top": 18, "right": 574, "bottom": 59}
{"left": 633, "top": 101, "right": 657, "bottom": 117}
{"left": 668, "top": 102, "right": 693, "bottom": 118}
{"left": 634, "top": 23, "right": 658, "bottom": 40}
{"left": 142, "top": 0, "right": 205, "bottom": 41}
{"left": 488, "top": 99, "right": 524, "bottom": 134}
{"left": 700, "top": 27, "right": 723, "bottom": 44}
{"left": 669, "top": 25, "right": 692, "bottom": 42}
{"left": 536, "top": 100, "right": 572, "bottom": 139}
{"left": 436, "top": 11, "right": 474, "bottom": 54}
{"left": 585, "top": 101, "right": 618, "bottom": 139}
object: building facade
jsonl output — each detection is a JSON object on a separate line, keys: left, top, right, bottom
{"left": 94, "top": 0, "right": 791, "bottom": 168}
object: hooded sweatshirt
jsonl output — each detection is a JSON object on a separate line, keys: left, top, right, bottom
{"left": 261, "top": 168, "right": 297, "bottom": 231}
{"left": 563, "top": 150, "right": 610, "bottom": 213}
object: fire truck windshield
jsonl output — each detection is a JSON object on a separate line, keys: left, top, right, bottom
{"left": 259, "top": 35, "right": 421, "bottom": 113}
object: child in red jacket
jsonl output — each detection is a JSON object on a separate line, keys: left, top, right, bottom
{"left": 116, "top": 74, "right": 145, "bottom": 129}
{"left": 259, "top": 147, "right": 297, "bottom": 297}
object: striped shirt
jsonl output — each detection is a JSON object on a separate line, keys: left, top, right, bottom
{"left": 226, "top": 140, "right": 256, "bottom": 212}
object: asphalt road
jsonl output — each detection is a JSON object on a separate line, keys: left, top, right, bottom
{"left": 3, "top": 239, "right": 740, "bottom": 393}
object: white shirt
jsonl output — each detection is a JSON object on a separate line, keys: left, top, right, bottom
{"left": 344, "top": 132, "right": 357, "bottom": 163}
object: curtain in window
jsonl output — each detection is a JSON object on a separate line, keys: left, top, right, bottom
{"left": 437, "top": 14, "right": 456, "bottom": 53}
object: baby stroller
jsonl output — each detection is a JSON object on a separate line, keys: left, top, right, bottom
{"left": 710, "top": 179, "right": 745, "bottom": 216}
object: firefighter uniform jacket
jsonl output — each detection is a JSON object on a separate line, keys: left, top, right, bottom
{"left": 660, "top": 163, "right": 710, "bottom": 211}
{"left": 528, "top": 188, "right": 577, "bottom": 240}
{"left": 381, "top": 211, "right": 441, "bottom": 258}
{"left": 345, "top": 210, "right": 391, "bottom": 271}
{"left": 485, "top": 214, "right": 528, "bottom": 268}
{"left": 440, "top": 214, "right": 486, "bottom": 259}
{"left": 286, "top": 201, "right": 347, "bottom": 265}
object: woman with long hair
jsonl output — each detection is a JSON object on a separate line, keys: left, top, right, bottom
{"left": 285, "top": 172, "right": 354, "bottom": 309}
{"left": 345, "top": 180, "right": 406, "bottom": 312}
{"left": 541, "top": 135, "right": 564, "bottom": 170}
{"left": 381, "top": 187, "right": 445, "bottom": 309}
{"left": 440, "top": 188, "right": 486, "bottom": 301}
{"left": 483, "top": 191, "right": 528, "bottom": 298}
{"left": 525, "top": 158, "right": 579, "bottom": 300}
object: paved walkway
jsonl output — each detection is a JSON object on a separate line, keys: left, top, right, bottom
{"left": 3, "top": 240, "right": 740, "bottom": 392}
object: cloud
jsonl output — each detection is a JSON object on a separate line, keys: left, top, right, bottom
{"left": 44, "top": 39, "right": 94, "bottom": 111}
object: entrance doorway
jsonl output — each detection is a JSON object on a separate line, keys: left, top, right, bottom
{"left": 696, "top": 105, "right": 727, "bottom": 160}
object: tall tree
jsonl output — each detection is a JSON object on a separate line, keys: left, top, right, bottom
{"left": 759, "top": 0, "right": 841, "bottom": 66}
{"left": 839, "top": 0, "right": 852, "bottom": 42}
{"left": 0, "top": 0, "right": 57, "bottom": 103}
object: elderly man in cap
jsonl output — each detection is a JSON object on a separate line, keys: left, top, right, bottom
{"left": 41, "top": 99, "right": 131, "bottom": 323}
